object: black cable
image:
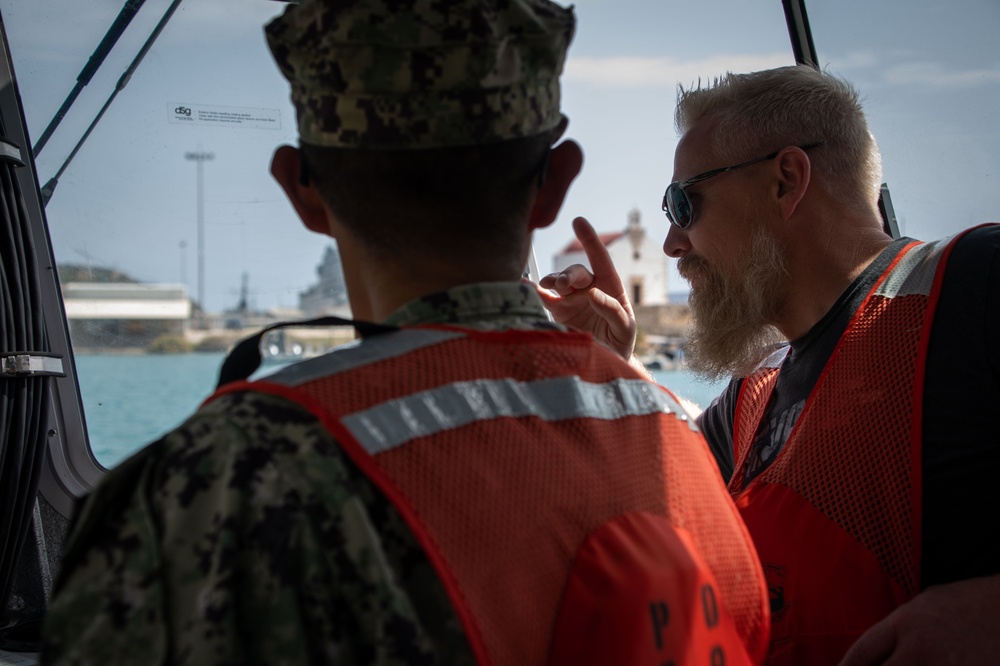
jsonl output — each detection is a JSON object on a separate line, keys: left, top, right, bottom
{"left": 0, "top": 158, "right": 30, "bottom": 620}
{"left": 31, "top": 0, "right": 149, "bottom": 158}
{"left": 0, "top": 218, "right": 14, "bottom": 615}
{"left": 2, "top": 157, "right": 49, "bottom": 615}
{"left": 0, "top": 127, "right": 51, "bottom": 626}
{"left": 41, "top": 0, "right": 185, "bottom": 206}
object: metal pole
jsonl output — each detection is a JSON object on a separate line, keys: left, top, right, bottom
{"left": 179, "top": 240, "right": 186, "bottom": 285}
{"left": 184, "top": 151, "right": 213, "bottom": 327}
{"left": 197, "top": 157, "right": 203, "bottom": 323}
{"left": 781, "top": 0, "right": 819, "bottom": 69}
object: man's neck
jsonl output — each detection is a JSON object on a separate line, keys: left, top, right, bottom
{"left": 773, "top": 222, "right": 893, "bottom": 341}
{"left": 341, "top": 242, "right": 527, "bottom": 322}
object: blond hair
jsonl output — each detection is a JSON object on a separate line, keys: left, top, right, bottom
{"left": 676, "top": 66, "right": 882, "bottom": 214}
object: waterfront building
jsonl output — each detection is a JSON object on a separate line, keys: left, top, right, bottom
{"left": 62, "top": 282, "right": 191, "bottom": 350}
{"left": 552, "top": 208, "right": 670, "bottom": 306}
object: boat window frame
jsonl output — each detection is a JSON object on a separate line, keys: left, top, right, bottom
{"left": 0, "top": 13, "right": 103, "bottom": 518}
{"left": 1, "top": 0, "right": 825, "bottom": 515}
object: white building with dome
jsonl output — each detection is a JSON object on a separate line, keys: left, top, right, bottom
{"left": 552, "top": 208, "right": 670, "bottom": 306}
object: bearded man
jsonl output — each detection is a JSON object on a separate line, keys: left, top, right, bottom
{"left": 537, "top": 65, "right": 1000, "bottom": 666}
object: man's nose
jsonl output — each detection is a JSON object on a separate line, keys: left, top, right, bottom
{"left": 663, "top": 225, "right": 690, "bottom": 258}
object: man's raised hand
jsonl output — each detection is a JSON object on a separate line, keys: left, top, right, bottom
{"left": 534, "top": 217, "right": 638, "bottom": 361}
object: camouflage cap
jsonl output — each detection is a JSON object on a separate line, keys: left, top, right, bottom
{"left": 265, "top": 0, "right": 575, "bottom": 149}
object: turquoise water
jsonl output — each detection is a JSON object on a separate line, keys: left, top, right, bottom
{"left": 74, "top": 353, "right": 728, "bottom": 469}
{"left": 74, "top": 353, "right": 228, "bottom": 468}
{"left": 652, "top": 368, "right": 728, "bottom": 414}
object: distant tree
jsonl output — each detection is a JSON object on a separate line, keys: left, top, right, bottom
{"left": 148, "top": 334, "right": 194, "bottom": 354}
{"left": 194, "top": 336, "right": 233, "bottom": 353}
{"left": 57, "top": 264, "right": 138, "bottom": 284}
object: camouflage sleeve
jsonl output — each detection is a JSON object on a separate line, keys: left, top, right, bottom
{"left": 40, "top": 391, "right": 475, "bottom": 665}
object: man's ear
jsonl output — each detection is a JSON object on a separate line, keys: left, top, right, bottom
{"left": 774, "top": 145, "right": 812, "bottom": 221}
{"left": 271, "top": 145, "right": 332, "bottom": 235}
{"left": 528, "top": 139, "right": 583, "bottom": 230}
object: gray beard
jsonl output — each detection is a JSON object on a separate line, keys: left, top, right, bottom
{"left": 680, "top": 228, "right": 788, "bottom": 382}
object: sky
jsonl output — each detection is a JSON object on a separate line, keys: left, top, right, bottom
{"left": 2, "top": 0, "right": 998, "bottom": 313}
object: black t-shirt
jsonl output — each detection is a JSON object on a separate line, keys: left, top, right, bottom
{"left": 697, "top": 225, "right": 1000, "bottom": 588}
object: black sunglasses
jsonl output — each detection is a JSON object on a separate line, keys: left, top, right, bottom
{"left": 661, "top": 141, "right": 825, "bottom": 230}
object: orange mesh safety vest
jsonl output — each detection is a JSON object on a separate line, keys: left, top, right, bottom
{"left": 216, "top": 326, "right": 770, "bottom": 665}
{"left": 728, "top": 231, "right": 970, "bottom": 665}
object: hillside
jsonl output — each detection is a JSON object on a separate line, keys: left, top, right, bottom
{"left": 58, "top": 264, "right": 138, "bottom": 284}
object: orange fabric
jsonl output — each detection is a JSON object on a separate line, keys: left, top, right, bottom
{"left": 255, "top": 328, "right": 769, "bottom": 665}
{"left": 548, "top": 512, "right": 753, "bottom": 665}
{"left": 736, "top": 485, "right": 908, "bottom": 666}
{"left": 728, "top": 239, "right": 955, "bottom": 665}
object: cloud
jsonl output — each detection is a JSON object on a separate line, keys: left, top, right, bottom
{"left": 564, "top": 53, "right": 792, "bottom": 88}
{"left": 565, "top": 49, "right": 1000, "bottom": 94}
{"left": 821, "top": 50, "right": 881, "bottom": 70}
{"left": 828, "top": 50, "right": 1000, "bottom": 91}
{"left": 882, "top": 61, "right": 1000, "bottom": 89}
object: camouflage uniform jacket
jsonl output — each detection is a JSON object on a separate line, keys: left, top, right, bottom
{"left": 41, "top": 282, "right": 562, "bottom": 666}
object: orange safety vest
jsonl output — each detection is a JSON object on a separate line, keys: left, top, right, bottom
{"left": 728, "top": 231, "right": 969, "bottom": 665}
{"left": 215, "top": 326, "right": 770, "bottom": 665}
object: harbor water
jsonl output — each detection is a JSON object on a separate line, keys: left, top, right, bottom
{"left": 75, "top": 352, "right": 728, "bottom": 469}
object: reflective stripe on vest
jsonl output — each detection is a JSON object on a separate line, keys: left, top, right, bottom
{"left": 250, "top": 326, "right": 770, "bottom": 666}
{"left": 343, "top": 376, "right": 697, "bottom": 455}
{"left": 730, "top": 234, "right": 963, "bottom": 665}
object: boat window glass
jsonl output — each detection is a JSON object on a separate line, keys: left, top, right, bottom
{"left": 1, "top": 0, "right": 815, "bottom": 471}
{"left": 805, "top": 0, "right": 998, "bottom": 242}
{"left": 23, "top": 1, "right": 1000, "bottom": 467}
{"left": 2, "top": 1, "right": 303, "bottom": 469}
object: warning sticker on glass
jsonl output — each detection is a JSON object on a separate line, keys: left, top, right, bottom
{"left": 168, "top": 103, "right": 281, "bottom": 130}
